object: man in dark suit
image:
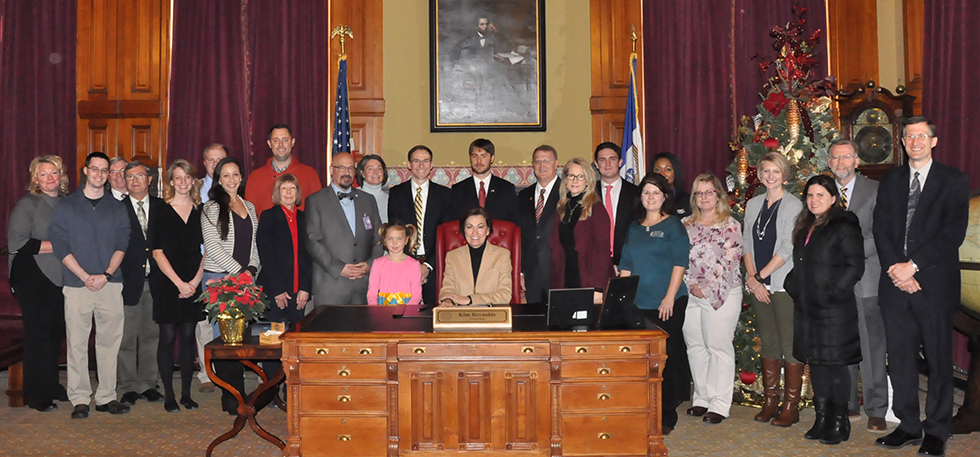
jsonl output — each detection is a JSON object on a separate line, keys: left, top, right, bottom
{"left": 518, "top": 145, "right": 561, "bottom": 304}
{"left": 449, "top": 138, "right": 519, "bottom": 223}
{"left": 305, "top": 152, "right": 384, "bottom": 305}
{"left": 117, "top": 160, "right": 165, "bottom": 407}
{"left": 388, "top": 145, "right": 452, "bottom": 305}
{"left": 828, "top": 139, "right": 888, "bottom": 432}
{"left": 593, "top": 142, "right": 640, "bottom": 267}
{"left": 873, "top": 116, "right": 969, "bottom": 456}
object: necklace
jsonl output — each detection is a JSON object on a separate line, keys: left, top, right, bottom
{"left": 755, "top": 198, "right": 782, "bottom": 241}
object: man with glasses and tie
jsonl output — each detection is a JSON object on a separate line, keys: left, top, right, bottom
{"left": 116, "top": 160, "right": 166, "bottom": 408}
{"left": 107, "top": 156, "right": 129, "bottom": 200}
{"left": 304, "top": 152, "right": 383, "bottom": 305}
{"left": 827, "top": 139, "right": 888, "bottom": 433}
{"left": 518, "top": 145, "right": 561, "bottom": 303}
{"left": 872, "top": 116, "right": 969, "bottom": 456}
{"left": 593, "top": 142, "right": 640, "bottom": 269}
{"left": 449, "top": 138, "right": 519, "bottom": 223}
{"left": 49, "top": 152, "right": 131, "bottom": 418}
{"left": 388, "top": 145, "right": 451, "bottom": 305}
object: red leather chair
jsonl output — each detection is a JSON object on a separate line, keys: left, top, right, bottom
{"left": 434, "top": 220, "right": 522, "bottom": 304}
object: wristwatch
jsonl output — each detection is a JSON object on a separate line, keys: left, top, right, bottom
{"left": 754, "top": 272, "right": 764, "bottom": 284}
{"left": 910, "top": 260, "right": 919, "bottom": 272}
{"left": 103, "top": 272, "right": 113, "bottom": 281}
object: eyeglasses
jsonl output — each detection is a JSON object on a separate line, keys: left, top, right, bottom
{"left": 533, "top": 158, "right": 555, "bottom": 166}
{"left": 108, "top": 170, "right": 125, "bottom": 176}
{"left": 828, "top": 154, "right": 856, "bottom": 162}
{"left": 565, "top": 174, "right": 586, "bottom": 182}
{"left": 125, "top": 174, "right": 147, "bottom": 181}
{"left": 411, "top": 159, "right": 432, "bottom": 165}
{"left": 87, "top": 166, "right": 109, "bottom": 175}
{"left": 332, "top": 165, "right": 356, "bottom": 173}
{"left": 693, "top": 190, "right": 717, "bottom": 198}
{"left": 902, "top": 133, "right": 931, "bottom": 141}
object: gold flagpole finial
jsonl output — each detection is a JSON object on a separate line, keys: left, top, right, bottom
{"left": 630, "top": 23, "right": 637, "bottom": 53}
{"left": 331, "top": 25, "right": 354, "bottom": 56}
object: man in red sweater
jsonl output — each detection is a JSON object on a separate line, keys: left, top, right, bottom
{"left": 245, "top": 123, "right": 323, "bottom": 215}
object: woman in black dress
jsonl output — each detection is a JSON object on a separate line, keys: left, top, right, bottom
{"left": 150, "top": 159, "right": 204, "bottom": 412}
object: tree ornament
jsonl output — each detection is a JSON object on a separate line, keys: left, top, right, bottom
{"left": 736, "top": 148, "right": 749, "bottom": 185}
{"left": 786, "top": 99, "right": 801, "bottom": 144}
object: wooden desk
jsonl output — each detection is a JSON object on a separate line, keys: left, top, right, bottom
{"left": 281, "top": 305, "right": 668, "bottom": 456}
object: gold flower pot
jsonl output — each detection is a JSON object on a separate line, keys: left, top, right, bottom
{"left": 217, "top": 313, "right": 246, "bottom": 345}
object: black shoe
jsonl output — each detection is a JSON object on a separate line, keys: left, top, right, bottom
{"left": 70, "top": 404, "right": 89, "bottom": 419}
{"left": 820, "top": 401, "right": 850, "bottom": 445}
{"left": 32, "top": 402, "right": 57, "bottom": 412}
{"left": 95, "top": 400, "right": 130, "bottom": 415}
{"left": 917, "top": 434, "right": 946, "bottom": 456}
{"left": 805, "top": 397, "right": 830, "bottom": 440}
{"left": 120, "top": 391, "right": 141, "bottom": 406}
{"left": 179, "top": 398, "right": 199, "bottom": 410}
{"left": 686, "top": 406, "right": 707, "bottom": 417}
{"left": 141, "top": 389, "right": 164, "bottom": 402}
{"left": 876, "top": 429, "right": 924, "bottom": 449}
{"left": 702, "top": 412, "right": 725, "bottom": 424}
{"left": 164, "top": 398, "right": 180, "bottom": 413}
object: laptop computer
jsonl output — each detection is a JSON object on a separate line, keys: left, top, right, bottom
{"left": 547, "top": 288, "right": 596, "bottom": 329}
{"left": 597, "top": 276, "right": 643, "bottom": 329}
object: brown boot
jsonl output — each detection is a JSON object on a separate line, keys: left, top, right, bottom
{"left": 754, "top": 358, "right": 782, "bottom": 422}
{"left": 771, "top": 362, "right": 804, "bottom": 427}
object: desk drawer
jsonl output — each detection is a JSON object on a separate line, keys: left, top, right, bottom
{"left": 300, "top": 362, "right": 388, "bottom": 381}
{"left": 300, "top": 385, "right": 388, "bottom": 412}
{"left": 397, "top": 342, "right": 550, "bottom": 358}
{"left": 561, "top": 360, "right": 648, "bottom": 379}
{"left": 560, "top": 342, "right": 648, "bottom": 357}
{"left": 299, "top": 416, "right": 387, "bottom": 457}
{"left": 561, "top": 414, "right": 649, "bottom": 455}
{"left": 560, "top": 382, "right": 649, "bottom": 411}
{"left": 298, "top": 343, "right": 387, "bottom": 359}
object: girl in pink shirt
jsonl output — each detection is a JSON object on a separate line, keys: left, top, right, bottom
{"left": 367, "top": 222, "right": 423, "bottom": 305}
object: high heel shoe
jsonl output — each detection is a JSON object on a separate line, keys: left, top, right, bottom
{"left": 179, "top": 398, "right": 199, "bottom": 410}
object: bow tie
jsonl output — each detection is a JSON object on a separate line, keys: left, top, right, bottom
{"left": 337, "top": 192, "right": 353, "bottom": 201}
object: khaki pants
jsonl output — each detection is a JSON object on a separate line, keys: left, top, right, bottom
{"left": 64, "top": 283, "right": 125, "bottom": 406}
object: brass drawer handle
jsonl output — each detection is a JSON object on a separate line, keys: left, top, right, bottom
{"left": 598, "top": 393, "right": 610, "bottom": 400}
{"left": 338, "top": 395, "right": 351, "bottom": 402}
{"left": 598, "top": 433, "right": 611, "bottom": 440}
{"left": 597, "top": 367, "right": 611, "bottom": 375}
{"left": 413, "top": 347, "right": 426, "bottom": 354}
{"left": 522, "top": 346, "right": 534, "bottom": 353}
{"left": 338, "top": 434, "right": 351, "bottom": 441}
{"left": 359, "top": 348, "right": 372, "bottom": 355}
{"left": 315, "top": 348, "right": 328, "bottom": 355}
{"left": 576, "top": 347, "right": 588, "bottom": 354}
{"left": 619, "top": 346, "right": 632, "bottom": 353}
{"left": 338, "top": 367, "right": 351, "bottom": 377}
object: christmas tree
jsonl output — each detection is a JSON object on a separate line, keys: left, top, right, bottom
{"left": 726, "top": 6, "right": 838, "bottom": 401}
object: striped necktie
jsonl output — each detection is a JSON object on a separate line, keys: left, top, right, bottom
{"left": 535, "top": 188, "right": 545, "bottom": 223}
{"left": 839, "top": 187, "right": 848, "bottom": 209}
{"left": 904, "top": 172, "right": 920, "bottom": 255}
{"left": 414, "top": 187, "right": 424, "bottom": 254}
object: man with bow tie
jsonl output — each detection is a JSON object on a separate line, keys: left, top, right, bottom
{"left": 304, "top": 152, "right": 383, "bottom": 305}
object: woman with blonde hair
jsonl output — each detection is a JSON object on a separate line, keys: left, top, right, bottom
{"left": 149, "top": 159, "right": 204, "bottom": 412}
{"left": 548, "top": 157, "right": 614, "bottom": 303}
{"left": 7, "top": 155, "right": 70, "bottom": 412}
{"left": 681, "top": 174, "right": 743, "bottom": 424}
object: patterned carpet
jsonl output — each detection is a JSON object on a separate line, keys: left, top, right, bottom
{"left": 1, "top": 370, "right": 979, "bottom": 456}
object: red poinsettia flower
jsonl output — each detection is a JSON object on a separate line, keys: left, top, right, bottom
{"left": 219, "top": 302, "right": 226, "bottom": 313}
{"left": 763, "top": 91, "right": 789, "bottom": 116}
{"left": 763, "top": 137, "right": 779, "bottom": 149}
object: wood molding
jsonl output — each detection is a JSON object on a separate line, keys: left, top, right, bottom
{"left": 330, "top": 0, "right": 384, "bottom": 159}
{"left": 589, "top": 0, "right": 644, "bottom": 149}
{"left": 902, "top": 0, "right": 924, "bottom": 114}
{"left": 827, "top": 0, "right": 880, "bottom": 89}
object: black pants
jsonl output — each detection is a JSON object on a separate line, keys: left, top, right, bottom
{"left": 13, "top": 276, "right": 65, "bottom": 408}
{"left": 643, "top": 296, "right": 690, "bottom": 429}
{"left": 810, "top": 364, "right": 850, "bottom": 406}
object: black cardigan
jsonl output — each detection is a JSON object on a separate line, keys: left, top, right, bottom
{"left": 256, "top": 206, "right": 313, "bottom": 297}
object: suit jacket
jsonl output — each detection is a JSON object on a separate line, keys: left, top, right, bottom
{"left": 304, "top": 187, "right": 384, "bottom": 304}
{"left": 595, "top": 178, "right": 641, "bottom": 265}
{"left": 120, "top": 195, "right": 165, "bottom": 306}
{"left": 518, "top": 178, "right": 561, "bottom": 303}
{"left": 388, "top": 180, "right": 452, "bottom": 261}
{"left": 449, "top": 175, "right": 520, "bottom": 223}
{"left": 548, "top": 202, "right": 615, "bottom": 292}
{"left": 256, "top": 206, "right": 313, "bottom": 298}
{"left": 873, "top": 160, "right": 969, "bottom": 312}
{"left": 439, "top": 243, "right": 513, "bottom": 305}
{"left": 843, "top": 174, "right": 880, "bottom": 298}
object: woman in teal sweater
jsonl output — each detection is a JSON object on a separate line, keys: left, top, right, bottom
{"left": 619, "top": 173, "right": 690, "bottom": 435}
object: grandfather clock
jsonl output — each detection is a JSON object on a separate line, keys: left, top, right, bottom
{"left": 835, "top": 81, "right": 916, "bottom": 180}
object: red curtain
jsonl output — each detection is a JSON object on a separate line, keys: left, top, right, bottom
{"left": 922, "top": 0, "right": 980, "bottom": 190}
{"left": 0, "top": 0, "right": 76, "bottom": 243}
{"left": 168, "top": 0, "right": 330, "bottom": 178}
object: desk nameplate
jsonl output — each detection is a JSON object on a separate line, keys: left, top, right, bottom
{"left": 432, "top": 306, "right": 512, "bottom": 331}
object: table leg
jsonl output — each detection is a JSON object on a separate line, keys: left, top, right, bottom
{"left": 204, "top": 350, "right": 249, "bottom": 457}
{"left": 242, "top": 360, "right": 286, "bottom": 449}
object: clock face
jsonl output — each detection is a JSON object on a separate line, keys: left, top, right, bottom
{"left": 853, "top": 107, "right": 894, "bottom": 164}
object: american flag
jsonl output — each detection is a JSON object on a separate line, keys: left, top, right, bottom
{"left": 332, "top": 55, "right": 354, "bottom": 154}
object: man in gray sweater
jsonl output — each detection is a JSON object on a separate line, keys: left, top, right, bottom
{"left": 49, "top": 151, "right": 131, "bottom": 419}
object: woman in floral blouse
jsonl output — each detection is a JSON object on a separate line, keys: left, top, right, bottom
{"left": 681, "top": 174, "right": 743, "bottom": 424}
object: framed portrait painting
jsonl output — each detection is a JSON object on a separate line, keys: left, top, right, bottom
{"left": 430, "top": 0, "right": 546, "bottom": 132}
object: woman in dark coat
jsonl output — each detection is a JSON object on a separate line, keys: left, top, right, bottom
{"left": 785, "top": 174, "right": 864, "bottom": 445}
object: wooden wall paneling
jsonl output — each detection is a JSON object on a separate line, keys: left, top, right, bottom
{"left": 589, "top": 0, "right": 643, "bottom": 149}
{"left": 903, "top": 0, "right": 924, "bottom": 114}
{"left": 330, "top": 0, "right": 384, "bottom": 159}
{"left": 827, "top": 0, "right": 880, "bottom": 89}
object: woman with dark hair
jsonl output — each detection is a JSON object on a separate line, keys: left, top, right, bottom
{"left": 548, "top": 157, "right": 614, "bottom": 304}
{"left": 201, "top": 156, "right": 260, "bottom": 414}
{"left": 618, "top": 173, "right": 690, "bottom": 434}
{"left": 651, "top": 151, "right": 691, "bottom": 217}
{"left": 785, "top": 174, "right": 864, "bottom": 445}
{"left": 439, "top": 207, "right": 513, "bottom": 306}
{"left": 356, "top": 154, "right": 389, "bottom": 223}
{"left": 150, "top": 159, "right": 204, "bottom": 412}
{"left": 7, "top": 155, "right": 70, "bottom": 412}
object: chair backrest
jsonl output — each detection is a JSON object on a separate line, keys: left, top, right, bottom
{"left": 435, "top": 219, "right": 522, "bottom": 304}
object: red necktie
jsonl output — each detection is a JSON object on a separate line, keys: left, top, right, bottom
{"left": 478, "top": 181, "right": 487, "bottom": 208}
{"left": 605, "top": 185, "right": 615, "bottom": 256}
{"left": 535, "top": 188, "right": 545, "bottom": 223}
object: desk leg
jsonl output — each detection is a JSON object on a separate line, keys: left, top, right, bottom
{"left": 241, "top": 360, "right": 287, "bottom": 449}
{"left": 204, "top": 350, "right": 249, "bottom": 457}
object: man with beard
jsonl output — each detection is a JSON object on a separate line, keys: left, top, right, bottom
{"left": 245, "top": 124, "right": 322, "bottom": 215}
{"left": 449, "top": 138, "right": 518, "bottom": 223}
